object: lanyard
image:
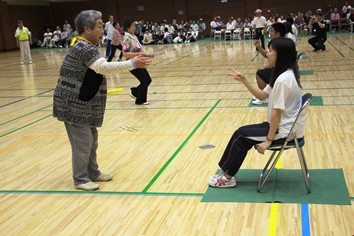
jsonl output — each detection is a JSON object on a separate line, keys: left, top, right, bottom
{"left": 76, "top": 36, "right": 93, "bottom": 45}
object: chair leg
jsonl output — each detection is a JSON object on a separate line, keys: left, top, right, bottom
{"left": 295, "top": 142, "right": 311, "bottom": 193}
{"left": 257, "top": 150, "right": 285, "bottom": 192}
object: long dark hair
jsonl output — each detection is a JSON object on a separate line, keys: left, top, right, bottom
{"left": 268, "top": 37, "right": 301, "bottom": 88}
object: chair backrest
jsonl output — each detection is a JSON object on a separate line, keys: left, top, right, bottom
{"left": 297, "top": 52, "right": 305, "bottom": 61}
{"left": 285, "top": 93, "right": 313, "bottom": 143}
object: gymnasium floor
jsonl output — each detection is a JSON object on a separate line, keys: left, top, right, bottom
{"left": 0, "top": 33, "right": 353, "bottom": 235}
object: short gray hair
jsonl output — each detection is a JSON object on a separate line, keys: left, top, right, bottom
{"left": 75, "top": 10, "right": 102, "bottom": 35}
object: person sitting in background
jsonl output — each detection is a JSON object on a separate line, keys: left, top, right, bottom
{"left": 142, "top": 30, "right": 154, "bottom": 45}
{"left": 331, "top": 8, "right": 341, "bottom": 32}
{"left": 277, "top": 15, "right": 286, "bottom": 23}
{"left": 58, "top": 29, "right": 68, "bottom": 48}
{"left": 179, "top": 20, "right": 185, "bottom": 31}
{"left": 226, "top": 18, "right": 235, "bottom": 32}
{"left": 191, "top": 20, "right": 199, "bottom": 32}
{"left": 183, "top": 21, "right": 191, "bottom": 32}
{"left": 235, "top": 18, "right": 244, "bottom": 29}
{"left": 152, "top": 22, "right": 160, "bottom": 41}
{"left": 286, "top": 16, "right": 298, "bottom": 39}
{"left": 41, "top": 28, "right": 52, "bottom": 48}
{"left": 158, "top": 27, "right": 172, "bottom": 44}
{"left": 50, "top": 26, "right": 61, "bottom": 48}
{"left": 294, "top": 13, "right": 305, "bottom": 35}
{"left": 185, "top": 28, "right": 197, "bottom": 43}
{"left": 284, "top": 22, "right": 298, "bottom": 52}
{"left": 173, "top": 29, "right": 186, "bottom": 43}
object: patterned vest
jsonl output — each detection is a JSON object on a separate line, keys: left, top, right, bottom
{"left": 53, "top": 40, "right": 107, "bottom": 127}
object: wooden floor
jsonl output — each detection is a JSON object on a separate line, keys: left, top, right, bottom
{"left": 0, "top": 34, "right": 353, "bottom": 235}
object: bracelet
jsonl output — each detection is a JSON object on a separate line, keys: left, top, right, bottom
{"left": 266, "top": 135, "right": 274, "bottom": 141}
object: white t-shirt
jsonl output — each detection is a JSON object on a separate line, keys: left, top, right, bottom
{"left": 252, "top": 16, "right": 267, "bottom": 28}
{"left": 105, "top": 21, "right": 114, "bottom": 40}
{"left": 264, "top": 69, "right": 304, "bottom": 138}
{"left": 44, "top": 32, "right": 52, "bottom": 40}
{"left": 285, "top": 32, "right": 298, "bottom": 51}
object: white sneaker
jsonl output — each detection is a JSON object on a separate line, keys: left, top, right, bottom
{"left": 20, "top": 62, "right": 24, "bottom": 65}
{"left": 93, "top": 173, "right": 113, "bottom": 181}
{"left": 252, "top": 98, "right": 268, "bottom": 105}
{"left": 75, "top": 181, "right": 100, "bottom": 191}
{"left": 208, "top": 172, "right": 236, "bottom": 188}
{"left": 29, "top": 61, "right": 32, "bottom": 64}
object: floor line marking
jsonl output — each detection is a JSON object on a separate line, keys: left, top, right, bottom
{"left": 141, "top": 100, "right": 221, "bottom": 193}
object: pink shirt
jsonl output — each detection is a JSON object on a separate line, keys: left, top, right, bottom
{"left": 111, "top": 29, "right": 122, "bottom": 45}
{"left": 331, "top": 12, "right": 340, "bottom": 20}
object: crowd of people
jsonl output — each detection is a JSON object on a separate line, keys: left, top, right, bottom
{"left": 40, "top": 20, "right": 76, "bottom": 48}
{"left": 18, "top": 3, "right": 353, "bottom": 71}
{"left": 101, "top": 18, "right": 207, "bottom": 46}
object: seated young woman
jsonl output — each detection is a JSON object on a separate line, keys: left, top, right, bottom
{"left": 208, "top": 37, "right": 304, "bottom": 188}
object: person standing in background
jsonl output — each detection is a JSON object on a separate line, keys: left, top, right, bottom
{"left": 122, "top": 17, "right": 154, "bottom": 105}
{"left": 14, "top": 20, "right": 32, "bottom": 65}
{"left": 107, "top": 22, "right": 123, "bottom": 62}
{"left": 104, "top": 15, "right": 114, "bottom": 58}
{"left": 342, "top": 1, "right": 352, "bottom": 17}
{"left": 199, "top": 18, "right": 206, "bottom": 39}
{"left": 252, "top": 9, "right": 267, "bottom": 51}
{"left": 63, "top": 20, "right": 71, "bottom": 35}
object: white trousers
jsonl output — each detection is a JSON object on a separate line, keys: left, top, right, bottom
{"left": 19, "top": 41, "right": 32, "bottom": 62}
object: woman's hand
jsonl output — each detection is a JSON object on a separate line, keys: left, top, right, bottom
{"left": 253, "top": 39, "right": 260, "bottom": 47}
{"left": 256, "top": 140, "right": 272, "bottom": 154}
{"left": 227, "top": 68, "right": 246, "bottom": 82}
{"left": 133, "top": 55, "right": 151, "bottom": 69}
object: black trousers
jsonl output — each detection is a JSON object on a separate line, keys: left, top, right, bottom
{"left": 107, "top": 44, "right": 122, "bottom": 62}
{"left": 218, "top": 122, "right": 286, "bottom": 176}
{"left": 130, "top": 68, "right": 152, "bottom": 104}
{"left": 308, "top": 36, "right": 326, "bottom": 50}
{"left": 255, "top": 28, "right": 265, "bottom": 50}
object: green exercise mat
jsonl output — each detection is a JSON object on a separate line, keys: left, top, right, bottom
{"left": 202, "top": 169, "right": 350, "bottom": 205}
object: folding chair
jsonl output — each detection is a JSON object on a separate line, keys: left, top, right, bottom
{"left": 232, "top": 29, "right": 241, "bottom": 40}
{"left": 214, "top": 31, "right": 222, "bottom": 40}
{"left": 224, "top": 30, "right": 232, "bottom": 40}
{"left": 256, "top": 93, "right": 314, "bottom": 193}
{"left": 243, "top": 28, "right": 251, "bottom": 39}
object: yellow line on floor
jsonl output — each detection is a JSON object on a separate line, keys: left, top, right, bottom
{"left": 268, "top": 203, "right": 279, "bottom": 236}
{"left": 0, "top": 136, "right": 34, "bottom": 154}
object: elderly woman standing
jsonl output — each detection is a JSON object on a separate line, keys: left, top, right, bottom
{"left": 122, "top": 17, "right": 154, "bottom": 105}
{"left": 53, "top": 10, "right": 150, "bottom": 191}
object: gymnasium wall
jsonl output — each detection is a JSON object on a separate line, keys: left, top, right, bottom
{"left": 0, "top": 0, "right": 339, "bottom": 50}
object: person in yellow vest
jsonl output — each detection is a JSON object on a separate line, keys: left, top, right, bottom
{"left": 14, "top": 20, "right": 32, "bottom": 65}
